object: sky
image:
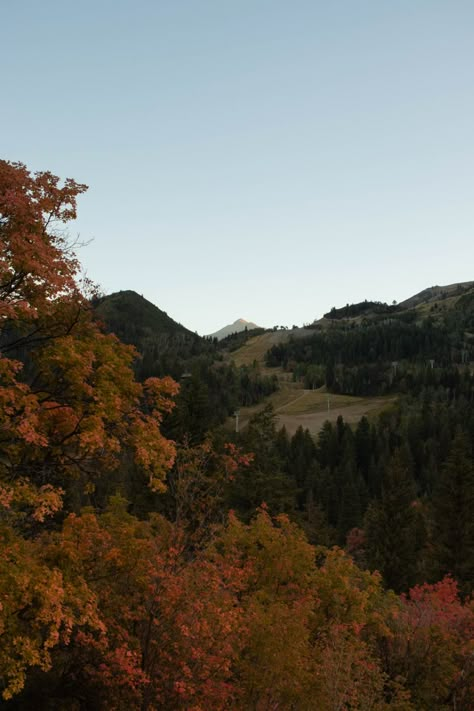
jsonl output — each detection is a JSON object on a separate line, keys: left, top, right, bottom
{"left": 2, "top": 1, "right": 474, "bottom": 335}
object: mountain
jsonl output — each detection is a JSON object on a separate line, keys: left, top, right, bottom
{"left": 93, "top": 290, "right": 213, "bottom": 379}
{"left": 208, "top": 318, "right": 261, "bottom": 341}
{"left": 94, "top": 290, "right": 197, "bottom": 341}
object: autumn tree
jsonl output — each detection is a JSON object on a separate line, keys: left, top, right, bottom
{"left": 0, "top": 161, "right": 178, "bottom": 515}
{"left": 0, "top": 160, "right": 86, "bottom": 325}
{"left": 0, "top": 161, "right": 178, "bottom": 700}
{"left": 385, "top": 577, "right": 474, "bottom": 709}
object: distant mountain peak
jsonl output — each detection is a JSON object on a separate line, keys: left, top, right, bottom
{"left": 208, "top": 318, "right": 260, "bottom": 341}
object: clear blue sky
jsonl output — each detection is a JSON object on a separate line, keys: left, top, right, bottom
{"left": 3, "top": 1, "right": 474, "bottom": 334}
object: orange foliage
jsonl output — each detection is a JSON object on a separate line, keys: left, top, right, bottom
{"left": 386, "top": 577, "right": 474, "bottom": 708}
{"left": 0, "top": 160, "right": 178, "bottom": 523}
{"left": 0, "top": 161, "right": 178, "bottom": 700}
{"left": 0, "top": 525, "right": 104, "bottom": 700}
{"left": 0, "top": 159, "right": 86, "bottom": 322}
{"left": 41, "top": 501, "right": 250, "bottom": 709}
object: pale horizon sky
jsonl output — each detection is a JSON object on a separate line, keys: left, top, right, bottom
{"left": 3, "top": 1, "right": 474, "bottom": 334}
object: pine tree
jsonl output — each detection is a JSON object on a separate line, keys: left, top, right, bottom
{"left": 364, "top": 451, "right": 426, "bottom": 592}
{"left": 431, "top": 433, "right": 474, "bottom": 594}
{"left": 337, "top": 462, "right": 362, "bottom": 544}
{"left": 355, "top": 416, "right": 371, "bottom": 481}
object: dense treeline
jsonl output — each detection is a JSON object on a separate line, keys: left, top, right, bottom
{"left": 266, "top": 313, "right": 473, "bottom": 396}
{"left": 1, "top": 161, "right": 474, "bottom": 709}
{"left": 324, "top": 299, "right": 394, "bottom": 320}
{"left": 162, "top": 361, "right": 278, "bottom": 444}
{"left": 225, "top": 382, "right": 474, "bottom": 597}
{"left": 267, "top": 316, "right": 462, "bottom": 369}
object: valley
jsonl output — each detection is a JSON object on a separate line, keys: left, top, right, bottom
{"left": 226, "top": 331, "right": 393, "bottom": 434}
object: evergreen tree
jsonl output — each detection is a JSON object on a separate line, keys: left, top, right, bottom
{"left": 364, "top": 451, "right": 426, "bottom": 592}
{"left": 355, "top": 416, "right": 371, "bottom": 481}
{"left": 337, "top": 461, "right": 362, "bottom": 544}
{"left": 228, "top": 406, "right": 297, "bottom": 519}
{"left": 317, "top": 421, "right": 339, "bottom": 471}
{"left": 275, "top": 425, "right": 290, "bottom": 461}
{"left": 288, "top": 426, "right": 316, "bottom": 507}
{"left": 431, "top": 433, "right": 474, "bottom": 594}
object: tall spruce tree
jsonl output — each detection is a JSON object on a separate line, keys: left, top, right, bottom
{"left": 431, "top": 433, "right": 474, "bottom": 594}
{"left": 364, "top": 451, "right": 426, "bottom": 592}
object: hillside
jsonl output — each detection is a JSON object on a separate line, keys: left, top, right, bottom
{"left": 397, "top": 280, "right": 474, "bottom": 310}
{"left": 224, "top": 280, "right": 474, "bottom": 433}
{"left": 92, "top": 282, "right": 474, "bottom": 435}
{"left": 262, "top": 280, "right": 474, "bottom": 399}
{"left": 226, "top": 328, "right": 313, "bottom": 368}
{"left": 93, "top": 290, "right": 211, "bottom": 379}
{"left": 94, "top": 290, "right": 197, "bottom": 342}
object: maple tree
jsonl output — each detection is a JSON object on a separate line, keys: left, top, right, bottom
{"left": 0, "top": 160, "right": 178, "bottom": 516}
{"left": 0, "top": 160, "right": 86, "bottom": 323}
{"left": 385, "top": 576, "right": 474, "bottom": 709}
{"left": 217, "top": 507, "right": 317, "bottom": 708}
{"left": 0, "top": 523, "right": 104, "bottom": 701}
{"left": 212, "top": 509, "right": 412, "bottom": 710}
{"left": 7, "top": 500, "right": 249, "bottom": 709}
{"left": 0, "top": 161, "right": 178, "bottom": 700}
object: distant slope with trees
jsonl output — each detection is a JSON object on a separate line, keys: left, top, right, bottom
{"left": 265, "top": 283, "right": 474, "bottom": 396}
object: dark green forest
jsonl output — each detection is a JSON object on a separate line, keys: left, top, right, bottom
{"left": 266, "top": 293, "right": 474, "bottom": 395}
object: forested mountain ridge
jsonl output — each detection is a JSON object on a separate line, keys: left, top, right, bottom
{"left": 93, "top": 290, "right": 209, "bottom": 380}
{"left": 317, "top": 281, "right": 474, "bottom": 324}
{"left": 397, "top": 280, "right": 474, "bottom": 310}
{"left": 94, "top": 289, "right": 197, "bottom": 340}
{"left": 93, "top": 281, "right": 474, "bottom": 375}
{"left": 264, "top": 281, "right": 474, "bottom": 396}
